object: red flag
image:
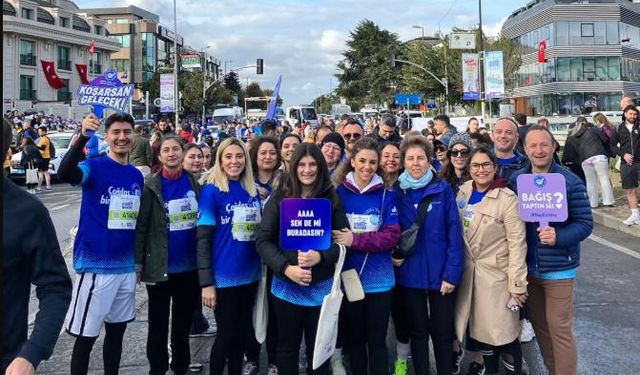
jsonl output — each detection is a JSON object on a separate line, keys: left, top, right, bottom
{"left": 537, "top": 40, "right": 547, "bottom": 63}
{"left": 75, "top": 63, "right": 89, "bottom": 84}
{"left": 40, "top": 60, "right": 66, "bottom": 89}
{"left": 89, "top": 40, "right": 95, "bottom": 56}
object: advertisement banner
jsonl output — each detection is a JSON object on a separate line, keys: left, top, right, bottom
{"left": 516, "top": 173, "right": 568, "bottom": 227}
{"left": 450, "top": 33, "right": 476, "bottom": 50}
{"left": 160, "top": 74, "right": 175, "bottom": 113}
{"left": 462, "top": 53, "right": 480, "bottom": 101}
{"left": 484, "top": 51, "right": 506, "bottom": 99}
{"left": 280, "top": 198, "right": 332, "bottom": 251}
{"left": 181, "top": 53, "right": 201, "bottom": 69}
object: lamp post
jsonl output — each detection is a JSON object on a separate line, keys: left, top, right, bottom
{"left": 201, "top": 45, "right": 212, "bottom": 123}
{"left": 172, "top": 0, "right": 179, "bottom": 130}
{"left": 412, "top": 25, "right": 425, "bottom": 40}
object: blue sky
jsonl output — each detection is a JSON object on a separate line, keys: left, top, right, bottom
{"left": 79, "top": 0, "right": 529, "bottom": 106}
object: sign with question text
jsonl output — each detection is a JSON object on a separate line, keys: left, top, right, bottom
{"left": 280, "top": 198, "right": 331, "bottom": 251}
{"left": 77, "top": 68, "right": 134, "bottom": 118}
{"left": 516, "top": 173, "right": 568, "bottom": 228}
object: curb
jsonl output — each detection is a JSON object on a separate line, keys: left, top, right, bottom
{"left": 591, "top": 210, "right": 640, "bottom": 238}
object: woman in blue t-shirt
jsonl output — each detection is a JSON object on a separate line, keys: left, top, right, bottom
{"left": 135, "top": 135, "right": 201, "bottom": 375}
{"left": 257, "top": 143, "right": 350, "bottom": 375}
{"left": 196, "top": 137, "right": 262, "bottom": 375}
{"left": 332, "top": 138, "right": 401, "bottom": 375}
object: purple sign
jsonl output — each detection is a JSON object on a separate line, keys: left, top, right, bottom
{"left": 77, "top": 68, "right": 134, "bottom": 119}
{"left": 516, "top": 173, "right": 568, "bottom": 227}
{"left": 280, "top": 198, "right": 331, "bottom": 251}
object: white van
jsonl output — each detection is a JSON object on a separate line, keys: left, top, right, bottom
{"left": 286, "top": 106, "right": 318, "bottom": 127}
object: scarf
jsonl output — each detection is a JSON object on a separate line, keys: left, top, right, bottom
{"left": 162, "top": 168, "right": 182, "bottom": 180}
{"left": 398, "top": 168, "right": 433, "bottom": 190}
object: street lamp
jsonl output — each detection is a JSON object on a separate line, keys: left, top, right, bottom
{"left": 412, "top": 25, "right": 425, "bottom": 40}
{"left": 201, "top": 45, "right": 213, "bottom": 123}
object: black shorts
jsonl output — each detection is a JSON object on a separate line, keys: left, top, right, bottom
{"left": 38, "top": 158, "right": 50, "bottom": 172}
{"left": 620, "top": 162, "right": 640, "bottom": 189}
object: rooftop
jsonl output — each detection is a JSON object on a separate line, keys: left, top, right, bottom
{"left": 79, "top": 5, "right": 159, "bottom": 23}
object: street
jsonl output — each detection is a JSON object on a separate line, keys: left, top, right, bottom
{"left": 25, "top": 182, "right": 640, "bottom": 375}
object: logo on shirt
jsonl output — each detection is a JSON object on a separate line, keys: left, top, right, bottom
{"left": 100, "top": 185, "right": 142, "bottom": 205}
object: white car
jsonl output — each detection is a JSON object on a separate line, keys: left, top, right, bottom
{"left": 10, "top": 132, "right": 74, "bottom": 181}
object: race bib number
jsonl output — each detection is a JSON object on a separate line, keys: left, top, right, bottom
{"left": 346, "top": 213, "right": 380, "bottom": 233}
{"left": 463, "top": 205, "right": 475, "bottom": 231}
{"left": 108, "top": 195, "right": 140, "bottom": 230}
{"left": 232, "top": 205, "right": 261, "bottom": 241}
{"left": 168, "top": 198, "right": 198, "bottom": 231}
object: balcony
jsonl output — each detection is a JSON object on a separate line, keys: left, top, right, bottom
{"left": 57, "top": 91, "right": 71, "bottom": 102}
{"left": 58, "top": 60, "right": 71, "bottom": 71}
{"left": 20, "top": 54, "right": 36, "bottom": 66}
{"left": 91, "top": 64, "right": 102, "bottom": 74}
{"left": 20, "top": 89, "right": 36, "bottom": 100}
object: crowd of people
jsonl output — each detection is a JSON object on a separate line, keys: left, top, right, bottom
{"left": 5, "top": 94, "right": 640, "bottom": 375}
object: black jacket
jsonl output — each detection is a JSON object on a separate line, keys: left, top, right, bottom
{"left": 561, "top": 134, "right": 586, "bottom": 181}
{"left": 256, "top": 186, "right": 350, "bottom": 284}
{"left": 2, "top": 178, "right": 72, "bottom": 369}
{"left": 610, "top": 121, "right": 640, "bottom": 163}
{"left": 367, "top": 126, "right": 403, "bottom": 144}
{"left": 20, "top": 143, "right": 42, "bottom": 168}
{"left": 574, "top": 125, "right": 610, "bottom": 163}
{"left": 135, "top": 170, "right": 201, "bottom": 282}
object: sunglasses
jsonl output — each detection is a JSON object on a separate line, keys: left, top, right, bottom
{"left": 343, "top": 133, "right": 362, "bottom": 140}
{"left": 449, "top": 149, "right": 470, "bottom": 158}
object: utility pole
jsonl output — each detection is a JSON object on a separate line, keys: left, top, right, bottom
{"left": 173, "top": 0, "right": 179, "bottom": 129}
{"left": 145, "top": 90, "right": 149, "bottom": 119}
{"left": 479, "top": 0, "right": 486, "bottom": 119}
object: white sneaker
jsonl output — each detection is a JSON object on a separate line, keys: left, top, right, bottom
{"left": 520, "top": 319, "right": 535, "bottom": 343}
{"left": 331, "top": 352, "right": 347, "bottom": 375}
{"left": 622, "top": 213, "right": 640, "bottom": 226}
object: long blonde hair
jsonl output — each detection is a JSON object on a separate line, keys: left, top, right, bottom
{"left": 200, "top": 137, "right": 257, "bottom": 197}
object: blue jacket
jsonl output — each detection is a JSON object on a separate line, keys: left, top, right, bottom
{"left": 509, "top": 162, "right": 593, "bottom": 274}
{"left": 394, "top": 177, "right": 464, "bottom": 290}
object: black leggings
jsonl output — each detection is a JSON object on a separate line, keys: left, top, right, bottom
{"left": 344, "top": 290, "right": 393, "bottom": 375}
{"left": 146, "top": 271, "right": 199, "bottom": 375}
{"left": 391, "top": 286, "right": 410, "bottom": 344}
{"left": 273, "top": 296, "right": 329, "bottom": 375}
{"left": 245, "top": 270, "right": 278, "bottom": 365}
{"left": 70, "top": 321, "right": 127, "bottom": 375}
{"left": 398, "top": 285, "right": 456, "bottom": 375}
{"left": 467, "top": 336, "right": 522, "bottom": 374}
{"left": 209, "top": 283, "right": 257, "bottom": 375}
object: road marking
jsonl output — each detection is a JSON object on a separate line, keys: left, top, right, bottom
{"left": 50, "top": 204, "right": 70, "bottom": 211}
{"left": 588, "top": 234, "right": 640, "bottom": 260}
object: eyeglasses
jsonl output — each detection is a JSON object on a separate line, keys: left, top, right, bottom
{"left": 435, "top": 146, "right": 447, "bottom": 152}
{"left": 469, "top": 162, "right": 494, "bottom": 171}
{"left": 449, "top": 149, "right": 470, "bottom": 158}
{"left": 322, "top": 143, "right": 341, "bottom": 152}
{"left": 343, "top": 133, "right": 362, "bottom": 140}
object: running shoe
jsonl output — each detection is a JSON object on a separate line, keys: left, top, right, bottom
{"left": 242, "top": 361, "right": 258, "bottom": 375}
{"left": 452, "top": 347, "right": 465, "bottom": 375}
{"left": 267, "top": 364, "right": 279, "bottom": 375}
{"left": 466, "top": 361, "right": 486, "bottom": 375}
{"left": 188, "top": 362, "right": 203, "bottom": 372}
{"left": 189, "top": 324, "right": 216, "bottom": 337}
{"left": 623, "top": 212, "right": 640, "bottom": 226}
{"left": 330, "top": 352, "right": 347, "bottom": 375}
{"left": 393, "top": 359, "right": 408, "bottom": 375}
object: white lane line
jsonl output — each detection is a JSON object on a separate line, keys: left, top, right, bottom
{"left": 49, "top": 204, "right": 70, "bottom": 211}
{"left": 588, "top": 234, "right": 640, "bottom": 260}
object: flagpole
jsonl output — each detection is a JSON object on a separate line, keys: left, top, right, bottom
{"left": 173, "top": 0, "right": 179, "bottom": 130}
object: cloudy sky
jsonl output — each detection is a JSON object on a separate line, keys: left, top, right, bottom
{"left": 82, "top": 0, "right": 529, "bottom": 107}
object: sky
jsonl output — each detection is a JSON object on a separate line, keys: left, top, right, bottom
{"left": 80, "top": 0, "right": 530, "bottom": 107}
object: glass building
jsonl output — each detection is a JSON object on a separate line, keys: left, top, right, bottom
{"left": 501, "top": 0, "right": 640, "bottom": 115}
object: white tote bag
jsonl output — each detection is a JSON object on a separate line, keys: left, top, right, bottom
{"left": 312, "top": 244, "right": 347, "bottom": 370}
{"left": 26, "top": 162, "right": 38, "bottom": 184}
{"left": 252, "top": 264, "right": 269, "bottom": 343}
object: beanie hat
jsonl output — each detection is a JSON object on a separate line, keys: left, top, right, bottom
{"left": 321, "top": 132, "right": 346, "bottom": 157}
{"left": 448, "top": 132, "right": 472, "bottom": 150}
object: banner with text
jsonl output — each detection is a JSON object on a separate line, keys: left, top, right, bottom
{"left": 160, "top": 74, "right": 175, "bottom": 113}
{"left": 483, "top": 51, "right": 506, "bottom": 99}
{"left": 181, "top": 53, "right": 202, "bottom": 69}
{"left": 516, "top": 173, "right": 568, "bottom": 228}
{"left": 462, "top": 53, "right": 480, "bottom": 101}
{"left": 77, "top": 68, "right": 134, "bottom": 118}
{"left": 280, "top": 198, "right": 332, "bottom": 251}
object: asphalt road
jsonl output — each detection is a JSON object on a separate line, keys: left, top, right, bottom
{"left": 23, "top": 182, "right": 640, "bottom": 375}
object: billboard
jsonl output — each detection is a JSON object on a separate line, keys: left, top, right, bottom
{"left": 160, "top": 74, "right": 175, "bottom": 113}
{"left": 461, "top": 53, "right": 480, "bottom": 101}
{"left": 450, "top": 33, "right": 476, "bottom": 50}
{"left": 394, "top": 93, "right": 422, "bottom": 106}
{"left": 181, "top": 53, "right": 201, "bottom": 69}
{"left": 484, "top": 51, "right": 506, "bottom": 99}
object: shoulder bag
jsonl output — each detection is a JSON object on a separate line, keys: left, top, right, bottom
{"left": 392, "top": 192, "right": 433, "bottom": 259}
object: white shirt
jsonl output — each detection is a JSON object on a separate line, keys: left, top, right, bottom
{"left": 626, "top": 122, "right": 634, "bottom": 133}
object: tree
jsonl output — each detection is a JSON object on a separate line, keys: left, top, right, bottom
{"left": 224, "top": 71, "right": 242, "bottom": 94}
{"left": 335, "top": 20, "right": 402, "bottom": 110}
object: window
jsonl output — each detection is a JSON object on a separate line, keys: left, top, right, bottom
{"left": 94, "top": 25, "right": 102, "bottom": 35}
{"left": 57, "top": 46, "right": 71, "bottom": 70}
{"left": 57, "top": 79, "right": 71, "bottom": 102}
{"left": 570, "top": 57, "right": 583, "bottom": 81}
{"left": 569, "top": 22, "right": 581, "bottom": 45}
{"left": 608, "top": 56, "right": 620, "bottom": 80}
{"left": 19, "top": 40, "right": 36, "bottom": 66}
{"left": 21, "top": 8, "right": 32, "bottom": 20}
{"left": 60, "top": 17, "right": 69, "bottom": 27}
{"left": 581, "top": 23, "right": 594, "bottom": 45}
{"left": 595, "top": 57, "right": 608, "bottom": 81}
{"left": 607, "top": 21, "right": 619, "bottom": 45}
{"left": 141, "top": 33, "right": 156, "bottom": 81}
{"left": 112, "top": 35, "right": 130, "bottom": 48}
{"left": 583, "top": 58, "right": 595, "bottom": 80}
{"left": 90, "top": 52, "right": 102, "bottom": 74}
{"left": 20, "top": 75, "right": 34, "bottom": 100}
{"left": 557, "top": 57, "right": 570, "bottom": 82}
{"left": 116, "top": 18, "right": 128, "bottom": 24}
{"left": 556, "top": 21, "right": 568, "bottom": 46}
{"left": 112, "top": 59, "right": 129, "bottom": 74}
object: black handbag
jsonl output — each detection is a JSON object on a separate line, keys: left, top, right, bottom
{"left": 392, "top": 194, "right": 433, "bottom": 259}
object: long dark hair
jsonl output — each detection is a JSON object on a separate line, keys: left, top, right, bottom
{"left": 274, "top": 143, "right": 336, "bottom": 202}
{"left": 250, "top": 136, "right": 282, "bottom": 179}
{"left": 439, "top": 146, "right": 471, "bottom": 192}
{"left": 333, "top": 137, "right": 381, "bottom": 186}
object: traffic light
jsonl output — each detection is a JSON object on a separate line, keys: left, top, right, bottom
{"left": 256, "top": 58, "right": 264, "bottom": 74}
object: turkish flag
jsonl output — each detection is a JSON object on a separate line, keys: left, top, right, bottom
{"left": 41, "top": 60, "right": 66, "bottom": 89}
{"left": 75, "top": 63, "right": 89, "bottom": 84}
{"left": 89, "top": 40, "right": 95, "bottom": 56}
{"left": 537, "top": 40, "right": 547, "bottom": 63}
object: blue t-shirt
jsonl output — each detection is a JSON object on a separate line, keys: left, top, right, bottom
{"left": 162, "top": 173, "right": 198, "bottom": 274}
{"left": 337, "top": 185, "right": 398, "bottom": 293}
{"left": 497, "top": 155, "right": 519, "bottom": 167}
{"left": 74, "top": 156, "right": 144, "bottom": 274}
{"left": 463, "top": 189, "right": 486, "bottom": 232}
{"left": 197, "top": 180, "right": 262, "bottom": 288}
{"left": 272, "top": 276, "right": 333, "bottom": 307}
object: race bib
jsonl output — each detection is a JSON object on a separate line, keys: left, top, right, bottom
{"left": 463, "top": 205, "right": 475, "bottom": 231}
{"left": 231, "top": 205, "right": 261, "bottom": 242}
{"left": 346, "top": 213, "right": 380, "bottom": 233}
{"left": 108, "top": 194, "right": 140, "bottom": 230}
{"left": 168, "top": 197, "right": 198, "bottom": 231}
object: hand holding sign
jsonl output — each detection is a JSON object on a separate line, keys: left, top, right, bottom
{"left": 537, "top": 226, "right": 556, "bottom": 246}
{"left": 517, "top": 173, "right": 568, "bottom": 230}
{"left": 280, "top": 198, "right": 332, "bottom": 251}
{"left": 81, "top": 113, "right": 101, "bottom": 137}
{"left": 298, "top": 250, "right": 321, "bottom": 268}
{"left": 285, "top": 265, "right": 312, "bottom": 286}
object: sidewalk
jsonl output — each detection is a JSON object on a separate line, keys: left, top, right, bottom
{"left": 590, "top": 174, "right": 640, "bottom": 238}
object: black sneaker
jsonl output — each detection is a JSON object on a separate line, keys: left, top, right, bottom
{"left": 501, "top": 357, "right": 527, "bottom": 375}
{"left": 482, "top": 350, "right": 499, "bottom": 374}
{"left": 452, "top": 348, "right": 464, "bottom": 375}
{"left": 466, "top": 361, "right": 486, "bottom": 375}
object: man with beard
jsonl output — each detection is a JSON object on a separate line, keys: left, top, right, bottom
{"left": 610, "top": 105, "right": 640, "bottom": 225}
{"left": 492, "top": 117, "right": 529, "bottom": 180}
{"left": 58, "top": 113, "right": 144, "bottom": 375}
{"left": 157, "top": 117, "right": 173, "bottom": 136}
{"left": 367, "top": 113, "right": 402, "bottom": 143}
{"left": 340, "top": 119, "right": 364, "bottom": 158}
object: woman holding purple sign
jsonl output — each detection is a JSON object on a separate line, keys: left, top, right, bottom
{"left": 257, "top": 143, "right": 350, "bottom": 375}
{"left": 332, "top": 137, "right": 401, "bottom": 375}
{"left": 454, "top": 147, "right": 528, "bottom": 375}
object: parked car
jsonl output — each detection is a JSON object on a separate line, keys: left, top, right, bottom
{"left": 10, "top": 132, "right": 74, "bottom": 181}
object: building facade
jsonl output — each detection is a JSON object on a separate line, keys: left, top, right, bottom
{"left": 2, "top": 0, "right": 120, "bottom": 117}
{"left": 502, "top": 0, "right": 640, "bottom": 115}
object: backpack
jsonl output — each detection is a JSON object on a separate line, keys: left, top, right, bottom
{"left": 46, "top": 136, "right": 56, "bottom": 158}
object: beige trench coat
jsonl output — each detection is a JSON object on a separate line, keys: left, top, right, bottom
{"left": 454, "top": 181, "right": 528, "bottom": 346}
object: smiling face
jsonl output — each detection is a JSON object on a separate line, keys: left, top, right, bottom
{"left": 449, "top": 144, "right": 470, "bottom": 171}
{"left": 257, "top": 141, "right": 278, "bottom": 172}
{"left": 351, "top": 149, "right": 378, "bottom": 186}
{"left": 281, "top": 136, "right": 300, "bottom": 164}
{"left": 491, "top": 119, "right": 519, "bottom": 154}
{"left": 380, "top": 144, "right": 401, "bottom": 175}
{"left": 404, "top": 146, "right": 430, "bottom": 180}
{"left": 182, "top": 147, "right": 204, "bottom": 173}
{"left": 524, "top": 129, "right": 555, "bottom": 172}
{"left": 468, "top": 119, "right": 479, "bottom": 133}
{"left": 221, "top": 144, "right": 246, "bottom": 180}
{"left": 321, "top": 142, "right": 341, "bottom": 167}
{"left": 469, "top": 152, "right": 496, "bottom": 190}
{"left": 105, "top": 122, "right": 134, "bottom": 157}
{"left": 342, "top": 124, "right": 363, "bottom": 151}
{"left": 201, "top": 147, "right": 212, "bottom": 170}
{"left": 159, "top": 139, "right": 183, "bottom": 170}
{"left": 297, "top": 155, "right": 318, "bottom": 188}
